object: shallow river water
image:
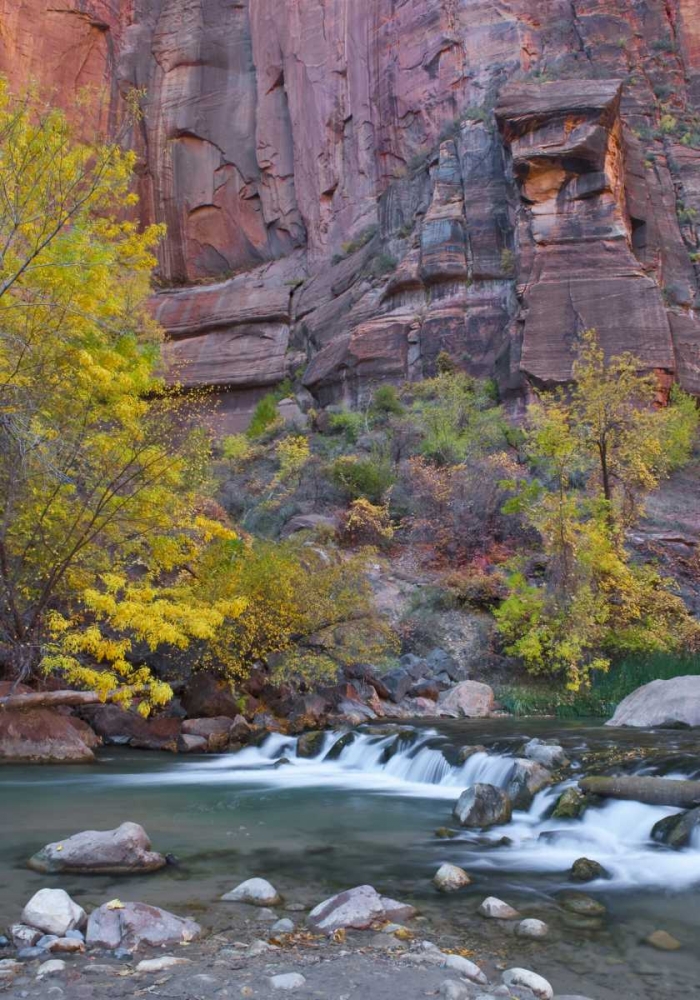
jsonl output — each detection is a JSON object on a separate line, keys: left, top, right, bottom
{"left": 2, "top": 717, "right": 700, "bottom": 999}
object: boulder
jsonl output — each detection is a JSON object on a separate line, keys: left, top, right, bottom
{"left": 478, "top": 896, "right": 520, "bottom": 919}
{"left": 79, "top": 705, "right": 180, "bottom": 750}
{"left": 0, "top": 701, "right": 95, "bottom": 763}
{"left": 181, "top": 717, "right": 232, "bottom": 750}
{"left": 324, "top": 732, "right": 357, "bottom": 760}
{"left": 432, "top": 863, "right": 471, "bottom": 893}
{"left": 552, "top": 787, "right": 587, "bottom": 819}
{"left": 437, "top": 681, "right": 494, "bottom": 719}
{"left": 229, "top": 714, "right": 255, "bottom": 742}
{"left": 522, "top": 739, "right": 568, "bottom": 769}
{"left": 607, "top": 676, "right": 700, "bottom": 728}
{"left": 21, "top": 890, "right": 86, "bottom": 936}
{"left": 408, "top": 679, "right": 445, "bottom": 700}
{"left": 651, "top": 807, "right": 700, "bottom": 848}
{"left": 36, "top": 959, "right": 66, "bottom": 977}
{"left": 64, "top": 716, "right": 102, "bottom": 749}
{"left": 86, "top": 901, "right": 200, "bottom": 950}
{"left": 507, "top": 759, "right": 552, "bottom": 810}
{"left": 569, "top": 857, "right": 609, "bottom": 882}
{"left": 177, "top": 734, "right": 209, "bottom": 753}
{"left": 28, "top": 822, "right": 167, "bottom": 874}
{"left": 380, "top": 668, "right": 414, "bottom": 704}
{"left": 181, "top": 673, "right": 241, "bottom": 719}
{"left": 281, "top": 513, "right": 339, "bottom": 538}
{"left": 453, "top": 784, "right": 512, "bottom": 828}
{"left": 456, "top": 745, "right": 486, "bottom": 764}
{"left": 502, "top": 968, "right": 553, "bottom": 1000}
{"left": 221, "top": 878, "right": 282, "bottom": 906}
{"left": 307, "top": 885, "right": 415, "bottom": 934}
{"left": 296, "top": 731, "right": 326, "bottom": 758}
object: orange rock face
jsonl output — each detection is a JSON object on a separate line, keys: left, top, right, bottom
{"left": 2, "top": 1, "right": 700, "bottom": 407}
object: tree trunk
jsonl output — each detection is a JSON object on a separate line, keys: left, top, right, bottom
{"left": 0, "top": 690, "right": 105, "bottom": 711}
{"left": 580, "top": 775, "right": 700, "bottom": 808}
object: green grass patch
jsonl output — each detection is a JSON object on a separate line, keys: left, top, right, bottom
{"left": 497, "top": 652, "right": 700, "bottom": 718}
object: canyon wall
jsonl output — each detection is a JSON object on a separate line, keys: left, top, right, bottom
{"left": 3, "top": 0, "right": 700, "bottom": 421}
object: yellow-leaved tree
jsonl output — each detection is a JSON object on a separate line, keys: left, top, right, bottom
{"left": 0, "top": 81, "right": 245, "bottom": 711}
{"left": 496, "top": 330, "right": 700, "bottom": 690}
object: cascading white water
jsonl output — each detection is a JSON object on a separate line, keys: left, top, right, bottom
{"left": 96, "top": 725, "right": 700, "bottom": 891}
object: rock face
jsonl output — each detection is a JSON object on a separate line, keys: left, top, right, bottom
{"left": 607, "top": 675, "right": 700, "bottom": 728}
{"left": 86, "top": 901, "right": 201, "bottom": 951}
{"left": 28, "top": 822, "right": 167, "bottom": 875}
{"left": 3, "top": 2, "right": 700, "bottom": 418}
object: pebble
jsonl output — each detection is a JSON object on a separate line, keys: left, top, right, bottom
{"left": 82, "top": 965, "right": 122, "bottom": 976}
{"left": 645, "top": 929, "right": 681, "bottom": 951}
{"left": 502, "top": 968, "right": 553, "bottom": 1000}
{"left": 440, "top": 981, "right": 472, "bottom": 1000}
{"left": 478, "top": 896, "right": 520, "bottom": 919}
{"left": 443, "top": 954, "right": 487, "bottom": 984}
{"left": 268, "top": 972, "right": 306, "bottom": 991}
{"left": 285, "top": 903, "right": 307, "bottom": 912}
{"left": 271, "top": 918, "right": 295, "bottom": 934}
{"left": 257, "top": 907, "right": 278, "bottom": 921}
{"left": 515, "top": 918, "right": 549, "bottom": 939}
{"left": 48, "top": 938, "right": 84, "bottom": 953}
{"left": 246, "top": 939, "right": 278, "bottom": 957}
{"left": 36, "top": 960, "right": 65, "bottom": 978}
{"left": 17, "top": 947, "right": 46, "bottom": 961}
{"left": 114, "top": 948, "right": 133, "bottom": 961}
{"left": 0, "top": 936, "right": 11, "bottom": 948}
{"left": 36, "top": 936, "right": 58, "bottom": 950}
{"left": 136, "top": 956, "right": 193, "bottom": 973}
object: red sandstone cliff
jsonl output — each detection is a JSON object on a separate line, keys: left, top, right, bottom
{"left": 2, "top": 1, "right": 700, "bottom": 422}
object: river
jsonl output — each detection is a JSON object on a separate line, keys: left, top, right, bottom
{"left": 2, "top": 717, "right": 699, "bottom": 998}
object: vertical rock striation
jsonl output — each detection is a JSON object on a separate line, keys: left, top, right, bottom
{"left": 2, "top": 0, "right": 700, "bottom": 413}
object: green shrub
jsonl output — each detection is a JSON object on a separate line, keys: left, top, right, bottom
{"left": 222, "top": 433, "right": 252, "bottom": 463}
{"left": 371, "top": 384, "right": 404, "bottom": 416}
{"left": 247, "top": 394, "right": 279, "bottom": 439}
{"left": 331, "top": 453, "right": 395, "bottom": 502}
{"left": 328, "top": 410, "right": 365, "bottom": 443}
{"left": 371, "top": 252, "right": 398, "bottom": 277}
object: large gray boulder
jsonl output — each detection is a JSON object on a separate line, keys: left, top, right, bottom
{"left": 453, "top": 784, "right": 512, "bottom": 828}
{"left": 607, "top": 676, "right": 700, "bottom": 728}
{"left": 437, "top": 681, "right": 494, "bottom": 719}
{"left": 307, "top": 885, "right": 416, "bottom": 934}
{"left": 28, "top": 822, "right": 166, "bottom": 874}
{"left": 86, "top": 902, "right": 200, "bottom": 951}
{"left": 523, "top": 739, "right": 568, "bottom": 768}
{"left": 21, "top": 890, "right": 86, "bottom": 937}
{"left": 507, "top": 759, "right": 552, "bottom": 810}
{"left": 651, "top": 807, "right": 700, "bottom": 848}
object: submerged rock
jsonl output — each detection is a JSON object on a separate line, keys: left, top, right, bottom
{"left": 21, "top": 889, "right": 86, "bottom": 936}
{"left": 516, "top": 918, "right": 549, "bottom": 939}
{"left": 651, "top": 806, "right": 700, "bottom": 848}
{"left": 307, "top": 884, "right": 415, "bottom": 934}
{"left": 28, "top": 822, "right": 167, "bottom": 874}
{"left": 221, "top": 878, "right": 282, "bottom": 906}
{"left": 507, "top": 759, "right": 552, "bottom": 810}
{"left": 645, "top": 929, "right": 681, "bottom": 951}
{"left": 432, "top": 863, "right": 471, "bottom": 893}
{"left": 296, "top": 730, "right": 325, "bottom": 758}
{"left": 478, "top": 896, "right": 520, "bottom": 919}
{"left": 86, "top": 901, "right": 200, "bottom": 950}
{"left": 570, "top": 857, "right": 609, "bottom": 882}
{"left": 325, "top": 732, "right": 357, "bottom": 759}
{"left": 552, "top": 787, "right": 587, "bottom": 820}
{"left": 456, "top": 745, "right": 486, "bottom": 764}
{"left": 558, "top": 892, "right": 607, "bottom": 917}
{"left": 607, "top": 675, "right": 700, "bottom": 728}
{"left": 502, "top": 967, "right": 553, "bottom": 1000}
{"left": 453, "top": 784, "right": 512, "bottom": 828}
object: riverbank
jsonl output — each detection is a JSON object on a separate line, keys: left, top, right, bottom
{"left": 2, "top": 720, "right": 700, "bottom": 999}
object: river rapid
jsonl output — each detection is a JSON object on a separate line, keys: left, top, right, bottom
{"left": 2, "top": 717, "right": 700, "bottom": 998}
